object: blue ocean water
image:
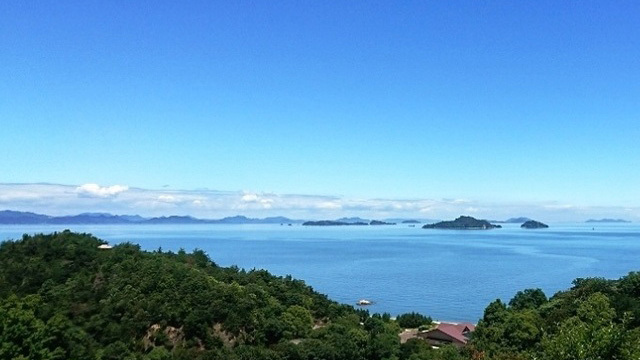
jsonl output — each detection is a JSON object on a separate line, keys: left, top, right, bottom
{"left": 1, "top": 223, "right": 638, "bottom": 322}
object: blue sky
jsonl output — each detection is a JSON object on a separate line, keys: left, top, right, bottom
{"left": 1, "top": 1, "right": 639, "bottom": 220}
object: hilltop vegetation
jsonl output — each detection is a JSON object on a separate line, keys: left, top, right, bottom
{"left": 1, "top": 231, "right": 640, "bottom": 360}
{"left": 470, "top": 278, "right": 640, "bottom": 359}
{"left": 0, "top": 231, "right": 453, "bottom": 360}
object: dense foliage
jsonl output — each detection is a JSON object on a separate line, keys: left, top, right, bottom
{"left": 395, "top": 312, "right": 432, "bottom": 329}
{"left": 2, "top": 231, "right": 639, "bottom": 360}
{"left": 470, "top": 278, "right": 640, "bottom": 359}
{"left": 0, "top": 231, "right": 454, "bottom": 360}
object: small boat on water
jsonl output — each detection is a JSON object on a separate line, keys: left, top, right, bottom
{"left": 357, "top": 299, "right": 372, "bottom": 306}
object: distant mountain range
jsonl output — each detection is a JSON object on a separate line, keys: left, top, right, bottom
{"left": 385, "top": 218, "right": 438, "bottom": 224}
{"left": 488, "top": 217, "right": 532, "bottom": 224}
{"left": 0, "top": 210, "right": 305, "bottom": 225}
{"left": 2, "top": 210, "right": 584, "bottom": 226}
{"left": 585, "top": 218, "right": 631, "bottom": 223}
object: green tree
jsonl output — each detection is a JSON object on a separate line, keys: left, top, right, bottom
{"left": 502, "top": 310, "right": 543, "bottom": 351}
{"left": 508, "top": 288, "right": 547, "bottom": 311}
{"left": 395, "top": 312, "right": 432, "bottom": 328}
{"left": 0, "top": 295, "right": 65, "bottom": 360}
{"left": 281, "top": 305, "right": 313, "bottom": 339}
{"left": 144, "top": 346, "right": 172, "bottom": 360}
{"left": 365, "top": 317, "right": 401, "bottom": 360}
{"left": 540, "top": 293, "right": 622, "bottom": 360}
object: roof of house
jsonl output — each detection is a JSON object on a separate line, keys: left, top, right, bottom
{"left": 426, "top": 323, "right": 475, "bottom": 344}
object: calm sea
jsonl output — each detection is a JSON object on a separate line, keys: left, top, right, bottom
{"left": 1, "top": 223, "right": 638, "bottom": 322}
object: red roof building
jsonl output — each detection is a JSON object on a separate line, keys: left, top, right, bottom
{"left": 418, "top": 322, "right": 475, "bottom": 348}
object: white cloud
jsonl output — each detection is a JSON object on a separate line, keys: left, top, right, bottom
{"left": 241, "top": 193, "right": 259, "bottom": 202}
{"left": 239, "top": 192, "right": 276, "bottom": 209}
{"left": 452, "top": 198, "right": 470, "bottom": 204}
{"left": 76, "top": 183, "right": 128, "bottom": 198}
{"left": 543, "top": 203, "right": 575, "bottom": 210}
{"left": 317, "top": 201, "right": 342, "bottom": 210}
{"left": 157, "top": 195, "right": 178, "bottom": 203}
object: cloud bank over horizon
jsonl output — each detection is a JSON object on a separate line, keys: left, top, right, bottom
{"left": 0, "top": 183, "right": 638, "bottom": 222}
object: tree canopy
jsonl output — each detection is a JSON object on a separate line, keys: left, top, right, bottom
{"left": 1, "top": 231, "right": 639, "bottom": 360}
{"left": 0, "top": 231, "right": 457, "bottom": 360}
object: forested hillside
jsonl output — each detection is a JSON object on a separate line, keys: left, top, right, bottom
{"left": 0, "top": 231, "right": 442, "bottom": 360}
{"left": 1, "top": 231, "right": 639, "bottom": 360}
{"left": 470, "top": 275, "right": 640, "bottom": 359}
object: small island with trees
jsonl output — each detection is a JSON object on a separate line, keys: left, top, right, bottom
{"left": 370, "top": 220, "right": 396, "bottom": 226}
{"left": 521, "top": 220, "right": 549, "bottom": 229}
{"left": 302, "top": 220, "right": 368, "bottom": 226}
{"left": 302, "top": 220, "right": 396, "bottom": 226}
{"left": 422, "top": 216, "right": 502, "bottom": 230}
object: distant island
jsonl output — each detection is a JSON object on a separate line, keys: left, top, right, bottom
{"left": 422, "top": 216, "right": 502, "bottom": 230}
{"left": 302, "top": 220, "right": 368, "bottom": 226}
{"left": 0, "top": 210, "right": 305, "bottom": 225}
{"left": 336, "top": 217, "right": 370, "bottom": 224}
{"left": 521, "top": 220, "right": 549, "bottom": 229}
{"left": 385, "top": 218, "right": 436, "bottom": 224}
{"left": 585, "top": 218, "right": 631, "bottom": 223}
{"left": 302, "top": 219, "right": 396, "bottom": 226}
{"left": 401, "top": 219, "right": 421, "bottom": 224}
{"left": 369, "top": 220, "right": 396, "bottom": 225}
